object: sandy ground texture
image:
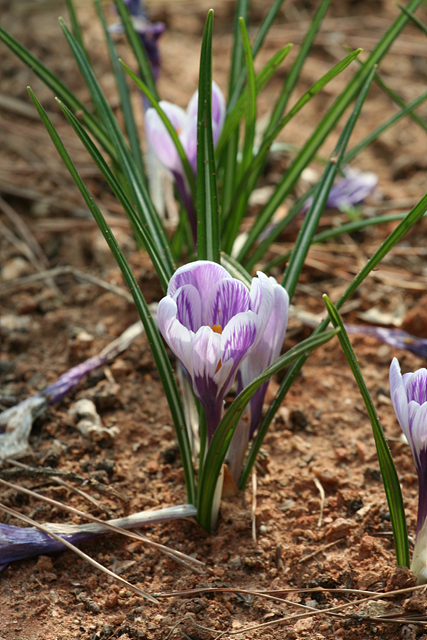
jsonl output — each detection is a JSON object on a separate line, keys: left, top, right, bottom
{"left": 1, "top": 0, "right": 427, "bottom": 638}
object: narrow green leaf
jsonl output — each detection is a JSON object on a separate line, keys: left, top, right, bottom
{"left": 197, "top": 327, "right": 340, "bottom": 531}
{"left": 236, "top": 0, "right": 424, "bottom": 261}
{"left": 95, "top": 1, "right": 145, "bottom": 182}
{"left": 282, "top": 65, "right": 376, "bottom": 300}
{"left": 57, "top": 99, "right": 170, "bottom": 291}
{"left": 240, "top": 190, "right": 427, "bottom": 489}
{"left": 59, "top": 18, "right": 175, "bottom": 279}
{"left": 265, "top": 0, "right": 332, "bottom": 137}
{"left": 263, "top": 210, "right": 427, "bottom": 272}
{"left": 237, "top": 18, "right": 257, "bottom": 182}
{"left": 216, "top": 44, "right": 292, "bottom": 158}
{"left": 397, "top": 3, "right": 427, "bottom": 36}
{"left": 28, "top": 87, "right": 195, "bottom": 504}
{"left": 323, "top": 295, "right": 409, "bottom": 567}
{"left": 345, "top": 89, "right": 427, "bottom": 164}
{"left": 0, "top": 24, "right": 113, "bottom": 158}
{"left": 196, "top": 10, "right": 221, "bottom": 263}
{"left": 120, "top": 60, "right": 197, "bottom": 203}
{"left": 228, "top": 0, "right": 287, "bottom": 112}
{"left": 114, "top": 0, "right": 159, "bottom": 100}
{"left": 65, "top": 0, "right": 90, "bottom": 62}
{"left": 226, "top": 48, "right": 362, "bottom": 253}
{"left": 220, "top": 252, "right": 252, "bottom": 287}
{"left": 221, "top": 0, "right": 249, "bottom": 223}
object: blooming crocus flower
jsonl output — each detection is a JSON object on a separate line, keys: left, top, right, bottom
{"left": 145, "top": 83, "right": 226, "bottom": 239}
{"left": 158, "top": 261, "right": 274, "bottom": 441}
{"left": 226, "top": 278, "right": 289, "bottom": 484}
{"left": 389, "top": 358, "right": 427, "bottom": 584}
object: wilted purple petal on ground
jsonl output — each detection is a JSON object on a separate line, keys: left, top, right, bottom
{"left": 158, "top": 261, "right": 273, "bottom": 440}
{"left": 0, "top": 323, "right": 144, "bottom": 459}
{"left": 344, "top": 324, "right": 427, "bottom": 360}
{"left": 0, "top": 504, "right": 197, "bottom": 569}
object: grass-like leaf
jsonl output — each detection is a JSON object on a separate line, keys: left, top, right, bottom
{"left": 282, "top": 65, "right": 376, "bottom": 300}
{"left": 114, "top": 0, "right": 159, "bottom": 101}
{"left": 236, "top": 0, "right": 423, "bottom": 261}
{"left": 216, "top": 44, "right": 292, "bottom": 158}
{"left": 228, "top": 48, "right": 362, "bottom": 253}
{"left": 59, "top": 18, "right": 175, "bottom": 280}
{"left": 223, "top": 18, "right": 257, "bottom": 255}
{"left": 240, "top": 189, "right": 427, "bottom": 490}
{"left": 28, "top": 87, "right": 196, "bottom": 505}
{"left": 227, "top": 0, "right": 286, "bottom": 108}
{"left": 0, "top": 24, "right": 113, "bottom": 158}
{"left": 323, "top": 295, "right": 409, "bottom": 568}
{"left": 95, "top": 0, "right": 145, "bottom": 182}
{"left": 265, "top": 0, "right": 332, "bottom": 137}
{"left": 197, "top": 327, "right": 340, "bottom": 531}
{"left": 196, "top": 10, "right": 221, "bottom": 263}
{"left": 221, "top": 0, "right": 249, "bottom": 223}
{"left": 120, "top": 60, "right": 197, "bottom": 203}
{"left": 56, "top": 99, "right": 171, "bottom": 291}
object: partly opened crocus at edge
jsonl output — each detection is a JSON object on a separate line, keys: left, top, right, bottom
{"left": 157, "top": 261, "right": 275, "bottom": 443}
{"left": 390, "top": 357, "right": 427, "bottom": 584}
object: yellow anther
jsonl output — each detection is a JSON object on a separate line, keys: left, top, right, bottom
{"left": 211, "top": 324, "right": 223, "bottom": 335}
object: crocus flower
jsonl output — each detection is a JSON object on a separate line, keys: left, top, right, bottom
{"left": 158, "top": 261, "right": 274, "bottom": 441}
{"left": 389, "top": 357, "right": 427, "bottom": 584}
{"left": 109, "top": 0, "right": 165, "bottom": 81}
{"left": 302, "top": 167, "right": 378, "bottom": 214}
{"left": 145, "top": 83, "right": 226, "bottom": 239}
{"left": 226, "top": 278, "right": 289, "bottom": 483}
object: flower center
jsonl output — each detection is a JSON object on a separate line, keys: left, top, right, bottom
{"left": 211, "top": 324, "right": 223, "bottom": 335}
{"left": 210, "top": 325, "right": 223, "bottom": 373}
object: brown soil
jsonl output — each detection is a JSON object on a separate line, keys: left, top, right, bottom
{"left": 1, "top": 1, "right": 427, "bottom": 639}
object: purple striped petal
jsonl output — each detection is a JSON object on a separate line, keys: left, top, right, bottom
{"left": 174, "top": 284, "right": 202, "bottom": 332}
{"left": 145, "top": 102, "right": 186, "bottom": 173}
{"left": 390, "top": 358, "right": 427, "bottom": 542}
{"left": 168, "top": 261, "right": 231, "bottom": 298}
{"left": 205, "top": 278, "right": 251, "bottom": 328}
{"left": 404, "top": 369, "right": 427, "bottom": 406}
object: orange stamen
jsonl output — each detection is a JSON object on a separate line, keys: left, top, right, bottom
{"left": 211, "top": 324, "right": 223, "bottom": 334}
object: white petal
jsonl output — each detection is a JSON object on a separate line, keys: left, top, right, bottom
{"left": 158, "top": 297, "right": 194, "bottom": 377}
{"left": 389, "top": 357, "right": 409, "bottom": 436}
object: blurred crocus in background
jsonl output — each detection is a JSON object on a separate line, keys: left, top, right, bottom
{"left": 145, "top": 83, "right": 226, "bottom": 239}
{"left": 302, "top": 167, "right": 378, "bottom": 214}
{"left": 389, "top": 357, "right": 427, "bottom": 584}
{"left": 109, "top": 0, "right": 165, "bottom": 81}
{"left": 157, "top": 261, "right": 273, "bottom": 442}
{"left": 226, "top": 279, "right": 289, "bottom": 484}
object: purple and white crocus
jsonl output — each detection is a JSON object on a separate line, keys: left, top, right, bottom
{"left": 145, "top": 84, "right": 226, "bottom": 239}
{"left": 158, "top": 261, "right": 274, "bottom": 442}
{"left": 390, "top": 357, "right": 427, "bottom": 584}
{"left": 227, "top": 279, "right": 289, "bottom": 483}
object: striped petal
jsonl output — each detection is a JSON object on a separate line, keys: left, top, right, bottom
{"left": 145, "top": 102, "right": 186, "bottom": 173}
{"left": 168, "top": 261, "right": 231, "bottom": 298}
{"left": 174, "top": 284, "right": 201, "bottom": 332}
{"left": 205, "top": 278, "right": 251, "bottom": 328}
